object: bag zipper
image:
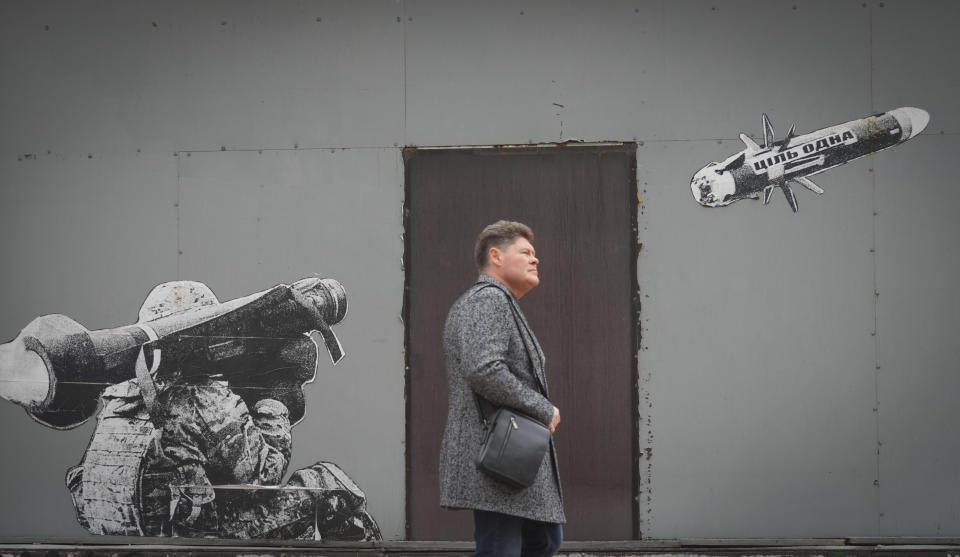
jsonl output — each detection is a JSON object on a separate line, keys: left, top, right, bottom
{"left": 498, "top": 414, "right": 518, "bottom": 459}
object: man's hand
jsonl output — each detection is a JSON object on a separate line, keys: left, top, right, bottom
{"left": 549, "top": 406, "right": 561, "bottom": 434}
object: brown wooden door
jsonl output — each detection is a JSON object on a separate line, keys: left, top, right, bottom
{"left": 405, "top": 144, "right": 638, "bottom": 540}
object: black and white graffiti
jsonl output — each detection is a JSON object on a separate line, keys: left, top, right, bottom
{"left": 691, "top": 107, "right": 930, "bottom": 212}
{"left": 0, "top": 277, "right": 380, "bottom": 540}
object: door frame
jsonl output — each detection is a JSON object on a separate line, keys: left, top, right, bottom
{"left": 401, "top": 142, "right": 641, "bottom": 540}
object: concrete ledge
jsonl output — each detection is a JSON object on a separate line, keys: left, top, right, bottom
{"left": 1, "top": 540, "right": 960, "bottom": 557}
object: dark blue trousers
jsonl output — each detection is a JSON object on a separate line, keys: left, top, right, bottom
{"left": 473, "top": 509, "right": 563, "bottom": 557}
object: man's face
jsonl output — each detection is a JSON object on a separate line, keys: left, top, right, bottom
{"left": 490, "top": 237, "right": 539, "bottom": 298}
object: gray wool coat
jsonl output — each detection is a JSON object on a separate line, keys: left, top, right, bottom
{"left": 439, "top": 274, "right": 565, "bottom": 524}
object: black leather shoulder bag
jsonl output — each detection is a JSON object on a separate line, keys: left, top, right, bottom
{"left": 474, "top": 396, "right": 551, "bottom": 489}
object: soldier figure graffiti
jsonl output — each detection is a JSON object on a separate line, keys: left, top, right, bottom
{"left": 0, "top": 278, "right": 380, "bottom": 540}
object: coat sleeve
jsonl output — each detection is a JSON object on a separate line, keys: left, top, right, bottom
{"left": 457, "top": 288, "right": 554, "bottom": 425}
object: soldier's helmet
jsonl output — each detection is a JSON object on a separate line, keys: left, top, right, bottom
{"left": 138, "top": 281, "right": 220, "bottom": 323}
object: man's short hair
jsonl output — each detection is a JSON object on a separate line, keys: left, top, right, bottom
{"left": 474, "top": 220, "right": 534, "bottom": 272}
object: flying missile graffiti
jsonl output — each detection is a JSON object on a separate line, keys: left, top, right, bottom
{"left": 691, "top": 107, "right": 930, "bottom": 212}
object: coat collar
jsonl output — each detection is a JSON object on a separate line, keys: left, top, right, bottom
{"left": 477, "top": 273, "right": 516, "bottom": 299}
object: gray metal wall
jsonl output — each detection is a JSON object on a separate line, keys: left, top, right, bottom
{"left": 1, "top": 0, "right": 957, "bottom": 541}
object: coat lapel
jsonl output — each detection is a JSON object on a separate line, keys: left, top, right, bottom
{"left": 476, "top": 276, "right": 549, "bottom": 396}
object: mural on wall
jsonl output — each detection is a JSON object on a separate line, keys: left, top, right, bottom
{"left": 691, "top": 107, "right": 930, "bottom": 212}
{"left": 0, "top": 277, "right": 380, "bottom": 540}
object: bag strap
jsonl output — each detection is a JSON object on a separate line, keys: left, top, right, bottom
{"left": 469, "top": 281, "right": 546, "bottom": 426}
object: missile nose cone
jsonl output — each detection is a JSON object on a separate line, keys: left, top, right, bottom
{"left": 890, "top": 107, "right": 930, "bottom": 139}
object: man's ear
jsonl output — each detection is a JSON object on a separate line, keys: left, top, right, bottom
{"left": 488, "top": 246, "right": 502, "bottom": 267}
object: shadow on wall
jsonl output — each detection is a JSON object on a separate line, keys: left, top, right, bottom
{"left": 0, "top": 277, "right": 380, "bottom": 540}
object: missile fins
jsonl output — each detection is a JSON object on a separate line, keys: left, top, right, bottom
{"left": 739, "top": 133, "right": 761, "bottom": 153}
{"left": 785, "top": 122, "right": 797, "bottom": 139}
{"left": 794, "top": 176, "right": 825, "bottom": 195}
{"left": 762, "top": 113, "right": 775, "bottom": 148}
{"left": 782, "top": 183, "right": 799, "bottom": 212}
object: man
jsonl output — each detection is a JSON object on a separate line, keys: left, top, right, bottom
{"left": 439, "top": 220, "right": 564, "bottom": 557}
